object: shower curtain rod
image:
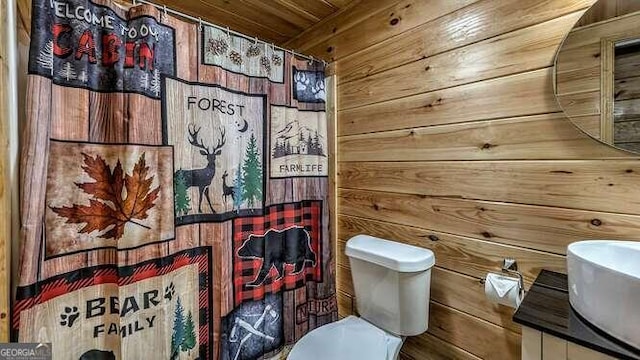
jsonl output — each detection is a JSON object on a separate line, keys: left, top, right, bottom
{"left": 131, "top": 0, "right": 327, "bottom": 65}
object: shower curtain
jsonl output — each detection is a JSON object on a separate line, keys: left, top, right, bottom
{"left": 14, "top": 1, "right": 335, "bottom": 359}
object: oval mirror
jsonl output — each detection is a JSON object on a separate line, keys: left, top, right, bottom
{"left": 555, "top": 1, "right": 640, "bottom": 153}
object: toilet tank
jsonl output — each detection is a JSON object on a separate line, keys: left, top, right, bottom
{"left": 345, "top": 235, "right": 435, "bottom": 337}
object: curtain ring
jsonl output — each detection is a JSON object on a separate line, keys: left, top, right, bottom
{"left": 226, "top": 26, "right": 230, "bottom": 40}
{"left": 198, "top": 18, "right": 203, "bottom": 32}
{"left": 160, "top": 5, "right": 167, "bottom": 22}
{"left": 308, "top": 55, "right": 314, "bottom": 65}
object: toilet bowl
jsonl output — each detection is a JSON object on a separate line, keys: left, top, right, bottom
{"left": 287, "top": 235, "right": 435, "bottom": 360}
{"left": 287, "top": 316, "right": 404, "bottom": 360}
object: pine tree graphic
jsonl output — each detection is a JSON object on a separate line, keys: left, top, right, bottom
{"left": 170, "top": 296, "right": 186, "bottom": 360}
{"left": 181, "top": 311, "right": 197, "bottom": 355}
{"left": 78, "top": 70, "right": 88, "bottom": 83}
{"left": 174, "top": 172, "right": 191, "bottom": 216}
{"left": 150, "top": 68, "right": 161, "bottom": 96}
{"left": 232, "top": 164, "right": 244, "bottom": 210}
{"left": 241, "top": 133, "right": 262, "bottom": 207}
{"left": 140, "top": 72, "right": 149, "bottom": 90}
{"left": 57, "top": 62, "right": 77, "bottom": 81}
{"left": 37, "top": 40, "right": 53, "bottom": 71}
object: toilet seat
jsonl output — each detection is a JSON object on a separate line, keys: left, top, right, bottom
{"left": 287, "top": 316, "right": 403, "bottom": 360}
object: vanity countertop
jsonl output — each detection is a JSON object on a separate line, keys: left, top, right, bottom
{"left": 513, "top": 270, "right": 640, "bottom": 360}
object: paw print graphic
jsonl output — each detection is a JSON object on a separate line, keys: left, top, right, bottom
{"left": 164, "top": 282, "right": 176, "bottom": 302}
{"left": 59, "top": 306, "right": 79, "bottom": 328}
{"left": 312, "top": 80, "right": 326, "bottom": 101}
{"left": 295, "top": 72, "right": 309, "bottom": 92}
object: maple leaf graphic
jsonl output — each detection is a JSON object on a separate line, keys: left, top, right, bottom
{"left": 51, "top": 152, "right": 160, "bottom": 240}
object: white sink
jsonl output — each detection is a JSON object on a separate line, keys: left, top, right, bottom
{"left": 567, "top": 240, "right": 640, "bottom": 349}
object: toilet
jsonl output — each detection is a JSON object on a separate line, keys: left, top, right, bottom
{"left": 288, "top": 235, "right": 435, "bottom": 360}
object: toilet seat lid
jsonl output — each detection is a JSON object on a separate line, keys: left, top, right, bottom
{"left": 287, "top": 316, "right": 403, "bottom": 360}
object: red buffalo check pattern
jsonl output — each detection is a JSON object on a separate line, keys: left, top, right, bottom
{"left": 233, "top": 201, "right": 322, "bottom": 306}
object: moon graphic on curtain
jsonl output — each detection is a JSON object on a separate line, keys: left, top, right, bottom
{"left": 237, "top": 118, "right": 249, "bottom": 133}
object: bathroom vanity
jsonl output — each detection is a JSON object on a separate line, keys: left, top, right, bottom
{"left": 514, "top": 271, "right": 640, "bottom": 360}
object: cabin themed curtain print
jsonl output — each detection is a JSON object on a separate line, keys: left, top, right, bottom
{"left": 16, "top": 1, "right": 335, "bottom": 359}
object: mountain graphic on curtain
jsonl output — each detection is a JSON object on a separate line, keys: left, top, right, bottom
{"left": 15, "top": 1, "right": 335, "bottom": 359}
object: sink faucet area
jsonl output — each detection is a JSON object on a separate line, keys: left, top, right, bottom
{"left": 567, "top": 240, "right": 640, "bottom": 350}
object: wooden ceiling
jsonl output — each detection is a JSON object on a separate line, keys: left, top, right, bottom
{"left": 149, "top": 0, "right": 357, "bottom": 46}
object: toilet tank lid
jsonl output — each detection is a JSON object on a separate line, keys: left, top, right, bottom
{"left": 345, "top": 235, "right": 435, "bottom": 272}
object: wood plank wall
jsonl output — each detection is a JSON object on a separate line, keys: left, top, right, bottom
{"left": 288, "top": 0, "right": 640, "bottom": 359}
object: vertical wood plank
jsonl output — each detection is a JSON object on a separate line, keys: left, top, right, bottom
{"left": 522, "top": 327, "right": 542, "bottom": 360}
{"left": 543, "top": 333, "right": 568, "bottom": 360}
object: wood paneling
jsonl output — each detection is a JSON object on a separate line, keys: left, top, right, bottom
{"left": 338, "top": 113, "right": 626, "bottom": 161}
{"left": 338, "top": 216, "right": 567, "bottom": 281}
{"left": 575, "top": 0, "right": 640, "bottom": 27}
{"left": 151, "top": 0, "right": 357, "bottom": 45}
{"left": 291, "top": 0, "right": 640, "bottom": 358}
{"left": 339, "top": 160, "right": 640, "bottom": 214}
{"left": 522, "top": 327, "right": 543, "bottom": 360}
{"left": 330, "top": 0, "right": 593, "bottom": 82}
{"left": 338, "top": 12, "right": 582, "bottom": 109}
{"left": 401, "top": 331, "right": 482, "bottom": 360}
{"left": 429, "top": 301, "right": 520, "bottom": 360}
{"left": 339, "top": 68, "right": 559, "bottom": 136}
{"left": 338, "top": 189, "right": 640, "bottom": 255}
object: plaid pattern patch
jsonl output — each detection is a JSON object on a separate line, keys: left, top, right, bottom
{"left": 233, "top": 201, "right": 322, "bottom": 307}
{"left": 13, "top": 247, "right": 213, "bottom": 359}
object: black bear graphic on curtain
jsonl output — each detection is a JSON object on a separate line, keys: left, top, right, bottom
{"left": 232, "top": 201, "right": 323, "bottom": 307}
{"left": 238, "top": 226, "right": 316, "bottom": 286}
{"left": 79, "top": 349, "right": 116, "bottom": 360}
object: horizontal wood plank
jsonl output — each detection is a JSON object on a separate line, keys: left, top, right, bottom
{"left": 337, "top": 216, "right": 566, "bottom": 282}
{"left": 555, "top": 41, "right": 600, "bottom": 75}
{"left": 284, "top": 0, "right": 396, "bottom": 51}
{"left": 338, "top": 113, "right": 627, "bottom": 161}
{"left": 339, "top": 68, "right": 559, "bottom": 136}
{"left": 306, "top": 0, "right": 478, "bottom": 62}
{"left": 570, "top": 114, "right": 602, "bottom": 138}
{"left": 334, "top": 0, "right": 593, "bottom": 82}
{"left": 401, "top": 331, "right": 482, "bottom": 360}
{"left": 556, "top": 66, "right": 600, "bottom": 95}
{"left": 338, "top": 11, "right": 582, "bottom": 109}
{"left": 431, "top": 268, "right": 521, "bottom": 333}
{"left": 336, "top": 290, "right": 354, "bottom": 318}
{"left": 339, "top": 188, "right": 640, "bottom": 254}
{"left": 575, "top": 0, "right": 640, "bottom": 27}
{"left": 428, "top": 301, "right": 521, "bottom": 360}
{"left": 615, "top": 76, "right": 640, "bottom": 101}
{"left": 339, "top": 160, "right": 640, "bottom": 214}
{"left": 557, "top": 90, "right": 601, "bottom": 117}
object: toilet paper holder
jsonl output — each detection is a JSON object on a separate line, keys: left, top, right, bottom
{"left": 480, "top": 258, "right": 525, "bottom": 295}
{"left": 501, "top": 258, "right": 524, "bottom": 294}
